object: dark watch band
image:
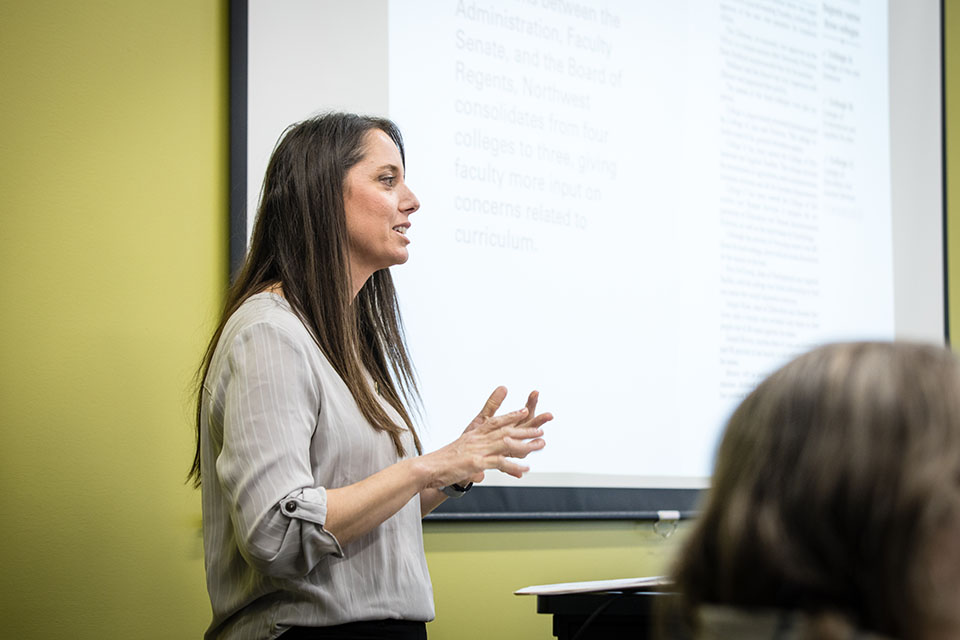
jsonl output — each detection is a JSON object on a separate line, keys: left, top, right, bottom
{"left": 440, "top": 482, "right": 474, "bottom": 498}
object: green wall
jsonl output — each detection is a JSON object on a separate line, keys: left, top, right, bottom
{"left": 0, "top": 1, "right": 225, "bottom": 636}
{"left": 0, "top": 2, "right": 954, "bottom": 638}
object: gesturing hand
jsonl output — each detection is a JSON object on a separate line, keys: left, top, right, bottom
{"left": 423, "top": 387, "right": 552, "bottom": 490}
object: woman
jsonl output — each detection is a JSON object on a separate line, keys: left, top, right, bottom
{"left": 668, "top": 341, "right": 960, "bottom": 640}
{"left": 189, "top": 113, "right": 551, "bottom": 639}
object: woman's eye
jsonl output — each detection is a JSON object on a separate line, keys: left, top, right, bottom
{"left": 380, "top": 175, "right": 396, "bottom": 186}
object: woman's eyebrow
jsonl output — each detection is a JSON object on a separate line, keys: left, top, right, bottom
{"left": 375, "top": 163, "right": 402, "bottom": 176}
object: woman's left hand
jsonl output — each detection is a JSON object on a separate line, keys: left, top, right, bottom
{"left": 453, "top": 390, "right": 549, "bottom": 487}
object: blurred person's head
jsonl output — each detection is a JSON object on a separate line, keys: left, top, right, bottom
{"left": 671, "top": 342, "right": 960, "bottom": 639}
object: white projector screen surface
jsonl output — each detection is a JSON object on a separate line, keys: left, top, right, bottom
{"left": 241, "top": 0, "right": 944, "bottom": 494}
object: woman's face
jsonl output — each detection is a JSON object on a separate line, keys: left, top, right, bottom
{"left": 343, "top": 129, "right": 420, "bottom": 290}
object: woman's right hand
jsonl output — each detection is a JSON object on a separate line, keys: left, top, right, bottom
{"left": 419, "top": 386, "right": 551, "bottom": 489}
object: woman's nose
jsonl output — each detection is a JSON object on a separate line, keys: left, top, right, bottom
{"left": 402, "top": 184, "right": 420, "bottom": 214}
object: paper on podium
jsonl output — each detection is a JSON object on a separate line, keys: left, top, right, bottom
{"left": 514, "top": 576, "right": 671, "bottom": 596}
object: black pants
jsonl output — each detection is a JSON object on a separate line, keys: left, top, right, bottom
{"left": 281, "top": 620, "right": 427, "bottom": 639}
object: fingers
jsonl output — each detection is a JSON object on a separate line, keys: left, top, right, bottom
{"left": 524, "top": 411, "right": 553, "bottom": 430}
{"left": 484, "top": 405, "right": 551, "bottom": 451}
{"left": 501, "top": 420, "right": 547, "bottom": 441}
{"left": 525, "top": 390, "right": 539, "bottom": 417}
{"left": 478, "top": 386, "right": 508, "bottom": 419}
{"left": 514, "top": 391, "right": 548, "bottom": 429}
{"left": 488, "top": 408, "right": 552, "bottom": 435}
{"left": 481, "top": 430, "right": 545, "bottom": 463}
{"left": 477, "top": 389, "right": 550, "bottom": 430}
{"left": 496, "top": 456, "right": 531, "bottom": 479}
{"left": 487, "top": 406, "right": 529, "bottom": 430}
{"left": 475, "top": 437, "right": 544, "bottom": 480}
{"left": 458, "top": 388, "right": 549, "bottom": 480}
{"left": 502, "top": 435, "right": 546, "bottom": 458}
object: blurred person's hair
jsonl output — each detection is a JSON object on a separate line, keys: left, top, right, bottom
{"left": 669, "top": 341, "right": 960, "bottom": 639}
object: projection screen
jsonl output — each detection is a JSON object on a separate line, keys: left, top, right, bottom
{"left": 230, "top": 0, "right": 945, "bottom": 519}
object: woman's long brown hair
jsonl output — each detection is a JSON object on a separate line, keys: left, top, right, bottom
{"left": 188, "top": 113, "right": 421, "bottom": 488}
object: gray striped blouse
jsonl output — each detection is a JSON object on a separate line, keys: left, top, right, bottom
{"left": 199, "top": 293, "right": 434, "bottom": 640}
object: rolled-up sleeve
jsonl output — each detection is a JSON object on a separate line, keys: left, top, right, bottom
{"left": 215, "top": 321, "right": 344, "bottom": 579}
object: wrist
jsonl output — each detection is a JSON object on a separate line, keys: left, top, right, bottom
{"left": 408, "top": 455, "right": 438, "bottom": 492}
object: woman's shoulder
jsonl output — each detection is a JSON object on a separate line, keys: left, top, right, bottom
{"left": 214, "top": 292, "right": 316, "bottom": 361}
{"left": 226, "top": 292, "right": 304, "bottom": 336}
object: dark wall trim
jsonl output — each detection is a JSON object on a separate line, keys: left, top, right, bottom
{"left": 229, "top": 0, "right": 248, "bottom": 281}
{"left": 426, "top": 486, "right": 705, "bottom": 521}
{"left": 942, "top": 0, "right": 950, "bottom": 346}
